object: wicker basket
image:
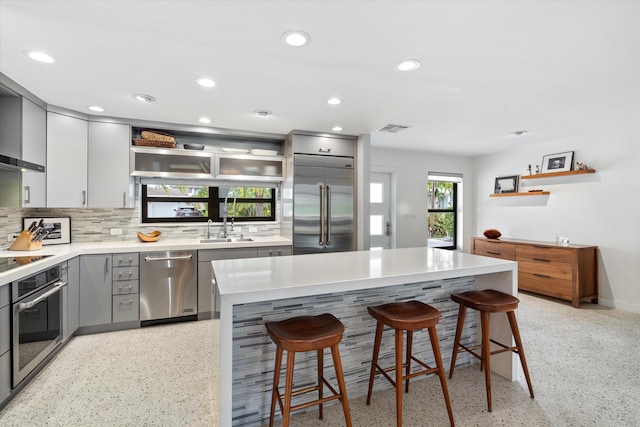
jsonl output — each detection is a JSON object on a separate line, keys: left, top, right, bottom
{"left": 141, "top": 130, "right": 176, "bottom": 143}
{"left": 133, "top": 138, "right": 177, "bottom": 148}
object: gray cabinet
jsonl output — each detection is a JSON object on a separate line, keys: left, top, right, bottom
{"left": 1, "top": 286, "right": 11, "bottom": 405}
{"left": 197, "top": 246, "right": 291, "bottom": 318}
{"left": 88, "top": 121, "right": 134, "bottom": 208}
{"left": 112, "top": 253, "right": 139, "bottom": 323}
{"left": 47, "top": 111, "right": 88, "bottom": 207}
{"left": 289, "top": 132, "right": 356, "bottom": 157}
{"left": 63, "top": 257, "right": 80, "bottom": 341}
{"left": 21, "top": 98, "right": 47, "bottom": 207}
{"left": 79, "top": 254, "right": 112, "bottom": 327}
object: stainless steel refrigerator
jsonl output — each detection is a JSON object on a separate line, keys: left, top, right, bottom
{"left": 293, "top": 154, "right": 355, "bottom": 254}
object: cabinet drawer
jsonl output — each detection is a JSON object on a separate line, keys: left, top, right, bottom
{"left": 112, "top": 294, "right": 139, "bottom": 323}
{"left": 257, "top": 246, "right": 292, "bottom": 257}
{"left": 516, "top": 245, "right": 573, "bottom": 263}
{"left": 473, "top": 240, "right": 515, "bottom": 260}
{"left": 198, "top": 248, "right": 258, "bottom": 262}
{"left": 113, "top": 253, "right": 139, "bottom": 267}
{"left": 112, "top": 280, "right": 139, "bottom": 295}
{"left": 293, "top": 134, "right": 355, "bottom": 157}
{"left": 113, "top": 266, "right": 139, "bottom": 282}
{"left": 519, "top": 271, "right": 572, "bottom": 300}
{"left": 518, "top": 259, "right": 572, "bottom": 280}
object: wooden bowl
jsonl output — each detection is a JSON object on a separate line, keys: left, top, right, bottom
{"left": 483, "top": 229, "right": 502, "bottom": 239}
{"left": 137, "top": 230, "right": 161, "bottom": 243}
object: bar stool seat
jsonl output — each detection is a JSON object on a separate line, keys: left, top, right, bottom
{"left": 449, "top": 289, "right": 534, "bottom": 412}
{"left": 265, "top": 313, "right": 352, "bottom": 427}
{"left": 366, "top": 300, "right": 455, "bottom": 427}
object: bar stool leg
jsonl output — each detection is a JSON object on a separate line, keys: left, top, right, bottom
{"left": 330, "top": 344, "right": 353, "bottom": 427}
{"left": 269, "top": 347, "right": 283, "bottom": 427}
{"left": 317, "top": 349, "right": 324, "bottom": 419}
{"left": 366, "top": 321, "right": 384, "bottom": 405}
{"left": 480, "top": 311, "right": 492, "bottom": 412}
{"left": 405, "top": 330, "right": 413, "bottom": 393}
{"left": 449, "top": 304, "right": 467, "bottom": 378}
{"left": 283, "top": 351, "right": 296, "bottom": 427}
{"left": 428, "top": 326, "right": 455, "bottom": 427}
{"left": 395, "top": 328, "right": 403, "bottom": 427}
{"left": 507, "top": 311, "right": 535, "bottom": 399}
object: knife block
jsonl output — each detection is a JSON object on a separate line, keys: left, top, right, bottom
{"left": 9, "top": 230, "right": 43, "bottom": 251}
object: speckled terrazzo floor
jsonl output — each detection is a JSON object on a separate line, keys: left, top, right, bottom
{"left": 1, "top": 293, "right": 639, "bottom": 426}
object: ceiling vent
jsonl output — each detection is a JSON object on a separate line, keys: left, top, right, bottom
{"left": 377, "top": 123, "right": 411, "bottom": 133}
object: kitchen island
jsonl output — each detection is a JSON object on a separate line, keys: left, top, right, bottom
{"left": 213, "top": 247, "right": 518, "bottom": 427}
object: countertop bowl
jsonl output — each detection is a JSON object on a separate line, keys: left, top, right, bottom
{"left": 137, "top": 230, "right": 162, "bottom": 242}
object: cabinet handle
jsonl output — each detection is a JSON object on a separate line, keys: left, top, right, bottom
{"left": 119, "top": 299, "right": 134, "bottom": 305}
{"left": 533, "top": 273, "right": 551, "bottom": 279}
{"left": 82, "top": 190, "right": 86, "bottom": 206}
{"left": 487, "top": 251, "right": 501, "bottom": 256}
{"left": 119, "top": 284, "right": 133, "bottom": 291}
{"left": 532, "top": 245, "right": 549, "bottom": 249}
{"left": 24, "top": 186, "right": 31, "bottom": 204}
{"left": 104, "top": 257, "right": 109, "bottom": 277}
{"left": 123, "top": 191, "right": 126, "bottom": 208}
{"left": 533, "top": 258, "right": 550, "bottom": 263}
{"left": 119, "top": 271, "right": 134, "bottom": 277}
{"left": 318, "top": 147, "right": 331, "bottom": 153}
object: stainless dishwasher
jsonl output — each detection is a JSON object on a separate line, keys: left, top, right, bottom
{"left": 139, "top": 250, "right": 197, "bottom": 323}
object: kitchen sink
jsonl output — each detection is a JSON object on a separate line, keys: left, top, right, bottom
{"left": 200, "top": 237, "right": 254, "bottom": 243}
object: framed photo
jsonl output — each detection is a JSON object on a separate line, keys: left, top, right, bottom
{"left": 541, "top": 151, "right": 574, "bottom": 173}
{"left": 494, "top": 175, "right": 519, "bottom": 194}
{"left": 22, "top": 217, "right": 71, "bottom": 245}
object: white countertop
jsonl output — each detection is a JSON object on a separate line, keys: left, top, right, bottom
{"left": 0, "top": 235, "right": 291, "bottom": 286}
{"left": 214, "top": 247, "right": 517, "bottom": 305}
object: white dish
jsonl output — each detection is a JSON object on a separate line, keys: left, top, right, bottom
{"left": 222, "top": 147, "right": 249, "bottom": 154}
{"left": 249, "top": 149, "right": 278, "bottom": 156}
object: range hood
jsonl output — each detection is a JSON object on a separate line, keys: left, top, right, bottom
{"left": 0, "top": 153, "right": 45, "bottom": 173}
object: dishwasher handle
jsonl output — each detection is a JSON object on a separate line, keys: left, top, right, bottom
{"left": 144, "top": 254, "right": 193, "bottom": 262}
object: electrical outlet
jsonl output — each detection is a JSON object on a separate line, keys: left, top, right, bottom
{"left": 8, "top": 233, "right": 18, "bottom": 242}
{"left": 110, "top": 228, "right": 123, "bottom": 236}
{"left": 248, "top": 227, "right": 258, "bottom": 233}
{"left": 234, "top": 227, "right": 242, "bottom": 234}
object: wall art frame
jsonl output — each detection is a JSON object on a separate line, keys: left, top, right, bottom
{"left": 22, "top": 216, "right": 71, "bottom": 245}
{"left": 541, "top": 151, "right": 574, "bottom": 173}
{"left": 494, "top": 175, "right": 519, "bottom": 194}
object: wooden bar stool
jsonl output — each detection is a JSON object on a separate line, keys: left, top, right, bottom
{"left": 448, "top": 289, "right": 534, "bottom": 412}
{"left": 366, "top": 300, "right": 455, "bottom": 427}
{"left": 265, "top": 313, "right": 352, "bottom": 427}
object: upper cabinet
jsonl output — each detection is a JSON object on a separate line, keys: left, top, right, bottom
{"left": 88, "top": 121, "right": 134, "bottom": 208}
{"left": 21, "top": 98, "right": 47, "bottom": 207}
{"left": 215, "top": 153, "right": 284, "bottom": 181}
{"left": 46, "top": 111, "right": 88, "bottom": 207}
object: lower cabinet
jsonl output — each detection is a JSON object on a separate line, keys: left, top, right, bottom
{"left": 63, "top": 257, "right": 80, "bottom": 341}
{"left": 79, "top": 254, "right": 112, "bottom": 327}
{"left": 197, "top": 245, "right": 292, "bottom": 318}
{"left": 0, "top": 286, "right": 10, "bottom": 406}
{"left": 471, "top": 237, "right": 597, "bottom": 308}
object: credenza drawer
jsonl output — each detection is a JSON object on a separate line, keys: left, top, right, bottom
{"left": 516, "top": 245, "right": 573, "bottom": 263}
{"left": 519, "top": 271, "right": 572, "bottom": 299}
{"left": 473, "top": 240, "right": 515, "bottom": 260}
{"left": 518, "top": 259, "right": 572, "bottom": 280}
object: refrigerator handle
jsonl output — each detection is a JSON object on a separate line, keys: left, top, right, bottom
{"left": 326, "top": 185, "right": 331, "bottom": 246}
{"left": 319, "top": 184, "right": 325, "bottom": 246}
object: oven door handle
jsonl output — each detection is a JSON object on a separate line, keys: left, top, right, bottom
{"left": 17, "top": 281, "right": 68, "bottom": 311}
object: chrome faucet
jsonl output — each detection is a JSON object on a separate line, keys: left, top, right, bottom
{"left": 207, "top": 219, "right": 213, "bottom": 239}
{"left": 220, "top": 187, "right": 235, "bottom": 238}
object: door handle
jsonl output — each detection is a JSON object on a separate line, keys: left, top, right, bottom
{"left": 319, "top": 184, "right": 325, "bottom": 246}
{"left": 326, "top": 185, "right": 331, "bottom": 246}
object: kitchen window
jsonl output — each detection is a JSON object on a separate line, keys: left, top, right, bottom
{"left": 141, "top": 184, "right": 275, "bottom": 223}
{"left": 427, "top": 172, "right": 461, "bottom": 249}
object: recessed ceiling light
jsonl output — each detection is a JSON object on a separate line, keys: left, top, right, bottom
{"left": 254, "top": 110, "right": 272, "bottom": 117}
{"left": 510, "top": 130, "right": 528, "bottom": 136}
{"left": 198, "top": 117, "right": 211, "bottom": 124}
{"left": 133, "top": 94, "right": 156, "bottom": 103}
{"left": 88, "top": 106, "right": 104, "bottom": 112}
{"left": 395, "top": 59, "right": 421, "bottom": 71}
{"left": 327, "top": 98, "right": 342, "bottom": 105}
{"left": 332, "top": 126, "right": 343, "bottom": 132}
{"left": 26, "top": 51, "right": 54, "bottom": 63}
{"left": 196, "top": 78, "right": 216, "bottom": 88}
{"left": 282, "top": 30, "right": 311, "bottom": 47}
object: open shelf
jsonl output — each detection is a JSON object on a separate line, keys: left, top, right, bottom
{"left": 520, "top": 169, "right": 595, "bottom": 180}
{"left": 489, "top": 191, "right": 550, "bottom": 198}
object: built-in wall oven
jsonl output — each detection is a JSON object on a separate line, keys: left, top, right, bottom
{"left": 12, "top": 263, "right": 66, "bottom": 387}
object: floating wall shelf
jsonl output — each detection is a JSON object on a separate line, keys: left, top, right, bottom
{"left": 520, "top": 169, "right": 596, "bottom": 180}
{"left": 489, "top": 191, "right": 550, "bottom": 198}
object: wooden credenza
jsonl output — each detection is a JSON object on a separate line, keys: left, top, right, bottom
{"left": 471, "top": 237, "right": 598, "bottom": 308}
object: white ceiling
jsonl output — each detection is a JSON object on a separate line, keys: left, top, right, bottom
{"left": 1, "top": 0, "right": 638, "bottom": 156}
